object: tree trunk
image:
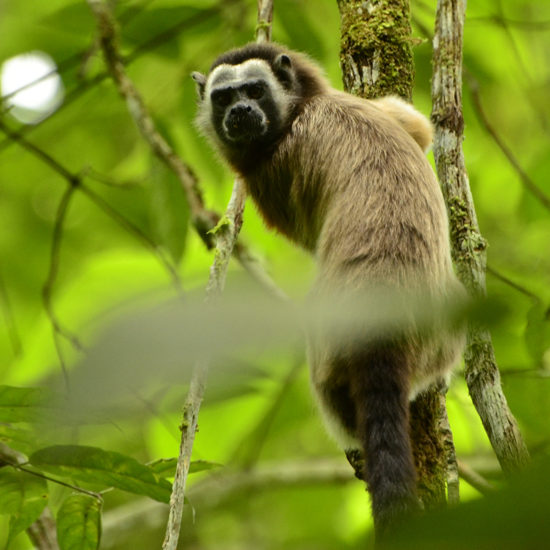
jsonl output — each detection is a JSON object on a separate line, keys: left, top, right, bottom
{"left": 337, "top": 0, "right": 451, "bottom": 510}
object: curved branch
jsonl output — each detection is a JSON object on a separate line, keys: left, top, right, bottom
{"left": 464, "top": 71, "right": 550, "bottom": 212}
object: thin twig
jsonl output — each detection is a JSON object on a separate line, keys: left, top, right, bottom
{"left": 486, "top": 266, "right": 540, "bottom": 302}
{"left": 86, "top": 0, "right": 287, "bottom": 301}
{"left": 0, "top": 120, "right": 78, "bottom": 184}
{"left": 0, "top": 119, "right": 182, "bottom": 287}
{"left": 467, "top": 15, "right": 550, "bottom": 31}
{"left": 0, "top": 120, "right": 183, "bottom": 365}
{"left": 464, "top": 71, "right": 550, "bottom": 212}
{"left": 457, "top": 459, "right": 495, "bottom": 495}
{"left": 78, "top": 183, "right": 182, "bottom": 289}
{"left": 17, "top": 464, "right": 103, "bottom": 501}
{"left": 88, "top": 0, "right": 218, "bottom": 245}
{"left": 43, "top": 185, "right": 82, "bottom": 389}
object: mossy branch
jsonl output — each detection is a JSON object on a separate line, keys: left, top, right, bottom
{"left": 337, "top": 0, "right": 456, "bottom": 512}
{"left": 431, "top": 0, "right": 529, "bottom": 474}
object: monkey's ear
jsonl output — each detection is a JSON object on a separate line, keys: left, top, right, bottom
{"left": 273, "top": 54, "right": 294, "bottom": 90}
{"left": 274, "top": 53, "right": 292, "bottom": 71}
{"left": 191, "top": 71, "right": 207, "bottom": 99}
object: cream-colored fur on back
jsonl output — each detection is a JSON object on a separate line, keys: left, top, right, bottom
{"left": 372, "top": 95, "right": 433, "bottom": 153}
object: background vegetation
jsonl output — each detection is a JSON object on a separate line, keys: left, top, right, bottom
{"left": 0, "top": 0, "right": 549, "bottom": 548}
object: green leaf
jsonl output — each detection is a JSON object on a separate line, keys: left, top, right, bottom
{"left": 29, "top": 445, "right": 172, "bottom": 503}
{"left": 0, "top": 468, "right": 48, "bottom": 546}
{"left": 57, "top": 494, "right": 101, "bottom": 550}
{"left": 0, "top": 423, "right": 50, "bottom": 457}
{"left": 0, "top": 385, "right": 50, "bottom": 423}
{"left": 149, "top": 457, "right": 222, "bottom": 477}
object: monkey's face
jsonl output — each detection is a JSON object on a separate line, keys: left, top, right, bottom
{"left": 211, "top": 79, "right": 270, "bottom": 145}
{"left": 193, "top": 58, "right": 293, "bottom": 150}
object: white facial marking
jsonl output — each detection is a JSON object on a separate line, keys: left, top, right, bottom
{"left": 203, "top": 59, "right": 292, "bottom": 121}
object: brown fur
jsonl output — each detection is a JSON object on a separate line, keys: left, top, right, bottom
{"left": 194, "top": 43, "right": 465, "bottom": 536}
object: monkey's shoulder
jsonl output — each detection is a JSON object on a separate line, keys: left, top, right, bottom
{"left": 294, "top": 91, "right": 432, "bottom": 155}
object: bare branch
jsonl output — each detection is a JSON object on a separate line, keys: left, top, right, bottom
{"left": 86, "top": 0, "right": 285, "bottom": 300}
{"left": 161, "top": 178, "right": 248, "bottom": 550}
{"left": 87, "top": 0, "right": 217, "bottom": 242}
{"left": 159, "top": 1, "right": 274, "bottom": 547}
{"left": 256, "top": 0, "right": 274, "bottom": 42}
{"left": 101, "top": 458, "right": 354, "bottom": 547}
{"left": 431, "top": 0, "right": 530, "bottom": 474}
{"left": 26, "top": 509, "right": 60, "bottom": 550}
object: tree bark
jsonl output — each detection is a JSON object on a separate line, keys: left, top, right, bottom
{"left": 431, "top": 0, "right": 530, "bottom": 475}
{"left": 338, "top": 0, "right": 415, "bottom": 100}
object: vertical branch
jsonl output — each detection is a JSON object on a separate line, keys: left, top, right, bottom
{"left": 26, "top": 509, "right": 60, "bottom": 550}
{"left": 431, "top": 0, "right": 530, "bottom": 473}
{"left": 437, "top": 384, "right": 460, "bottom": 505}
{"left": 161, "top": 3, "right": 273, "bottom": 549}
{"left": 256, "top": 0, "right": 274, "bottom": 42}
{"left": 337, "top": 0, "right": 452, "bottom": 510}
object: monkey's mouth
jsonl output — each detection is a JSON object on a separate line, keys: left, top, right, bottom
{"left": 223, "top": 107, "right": 267, "bottom": 143}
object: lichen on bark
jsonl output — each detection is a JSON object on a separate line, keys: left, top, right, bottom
{"left": 338, "top": 0, "right": 415, "bottom": 100}
{"left": 431, "top": 0, "right": 529, "bottom": 474}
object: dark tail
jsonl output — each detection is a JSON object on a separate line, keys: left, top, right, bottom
{"left": 349, "top": 340, "right": 420, "bottom": 538}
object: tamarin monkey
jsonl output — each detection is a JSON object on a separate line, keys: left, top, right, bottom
{"left": 192, "top": 43, "right": 465, "bottom": 536}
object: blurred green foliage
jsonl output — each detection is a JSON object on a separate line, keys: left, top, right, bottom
{"left": 0, "top": 0, "right": 549, "bottom": 548}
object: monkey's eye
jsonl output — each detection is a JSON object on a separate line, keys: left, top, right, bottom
{"left": 211, "top": 89, "right": 232, "bottom": 107}
{"left": 246, "top": 83, "right": 264, "bottom": 100}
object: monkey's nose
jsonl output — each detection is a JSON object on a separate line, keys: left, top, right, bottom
{"left": 224, "top": 103, "right": 264, "bottom": 140}
{"left": 228, "top": 104, "right": 252, "bottom": 124}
